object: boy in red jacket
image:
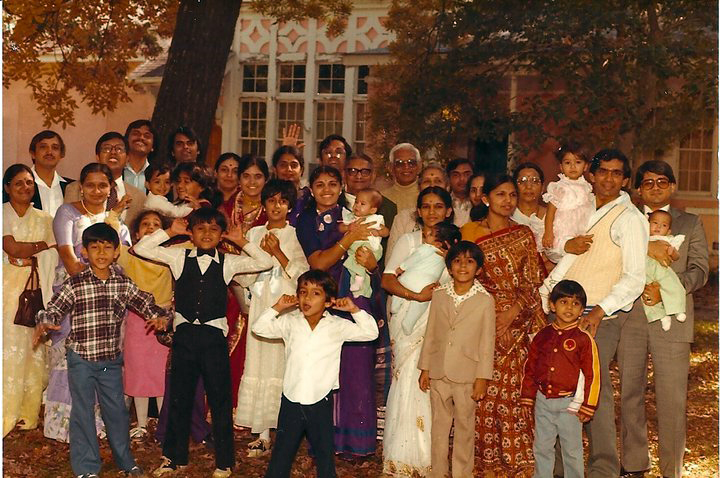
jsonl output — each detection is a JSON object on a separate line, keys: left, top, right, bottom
{"left": 521, "top": 280, "right": 600, "bottom": 478}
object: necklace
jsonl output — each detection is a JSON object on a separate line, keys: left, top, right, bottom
{"left": 80, "top": 199, "right": 105, "bottom": 218}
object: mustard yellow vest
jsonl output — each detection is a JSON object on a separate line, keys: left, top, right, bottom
{"left": 564, "top": 204, "right": 627, "bottom": 306}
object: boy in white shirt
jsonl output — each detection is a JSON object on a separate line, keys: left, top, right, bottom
{"left": 143, "top": 162, "right": 194, "bottom": 218}
{"left": 253, "top": 269, "right": 379, "bottom": 478}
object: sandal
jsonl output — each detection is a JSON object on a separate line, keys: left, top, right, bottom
{"left": 246, "top": 438, "right": 271, "bottom": 457}
{"left": 129, "top": 426, "right": 147, "bottom": 439}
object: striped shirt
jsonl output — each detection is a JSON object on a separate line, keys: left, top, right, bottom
{"left": 37, "top": 265, "right": 170, "bottom": 361}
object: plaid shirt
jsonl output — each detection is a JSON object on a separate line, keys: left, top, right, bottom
{"left": 37, "top": 265, "right": 170, "bottom": 362}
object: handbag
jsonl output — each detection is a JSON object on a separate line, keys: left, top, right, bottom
{"left": 14, "top": 256, "right": 44, "bottom": 328}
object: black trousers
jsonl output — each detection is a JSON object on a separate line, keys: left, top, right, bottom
{"left": 265, "top": 394, "right": 336, "bottom": 478}
{"left": 163, "top": 324, "right": 234, "bottom": 469}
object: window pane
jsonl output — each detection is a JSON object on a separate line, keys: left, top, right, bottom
{"left": 239, "top": 101, "right": 266, "bottom": 156}
{"left": 242, "top": 64, "right": 268, "bottom": 92}
{"left": 277, "top": 101, "right": 305, "bottom": 147}
{"left": 316, "top": 102, "right": 344, "bottom": 149}
{"left": 357, "top": 65, "right": 370, "bottom": 95}
{"left": 317, "top": 64, "right": 345, "bottom": 95}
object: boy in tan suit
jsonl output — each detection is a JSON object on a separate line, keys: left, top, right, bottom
{"left": 418, "top": 241, "right": 496, "bottom": 478}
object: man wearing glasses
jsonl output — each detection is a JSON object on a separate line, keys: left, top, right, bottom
{"left": 541, "top": 149, "right": 647, "bottom": 478}
{"left": 616, "top": 160, "right": 708, "bottom": 478}
{"left": 381, "top": 143, "right": 421, "bottom": 211}
{"left": 26, "top": 130, "right": 74, "bottom": 217}
{"left": 64, "top": 132, "right": 146, "bottom": 227}
{"left": 318, "top": 134, "right": 352, "bottom": 173}
{"left": 344, "top": 153, "right": 398, "bottom": 272}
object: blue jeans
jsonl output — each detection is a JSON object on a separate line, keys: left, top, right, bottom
{"left": 533, "top": 391, "right": 584, "bottom": 478}
{"left": 67, "top": 349, "right": 136, "bottom": 476}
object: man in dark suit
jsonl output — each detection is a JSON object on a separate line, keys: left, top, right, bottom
{"left": 27, "top": 130, "right": 73, "bottom": 216}
{"left": 617, "top": 160, "right": 710, "bottom": 478}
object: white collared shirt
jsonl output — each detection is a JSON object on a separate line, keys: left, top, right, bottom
{"left": 643, "top": 204, "right": 670, "bottom": 216}
{"left": 541, "top": 191, "right": 648, "bottom": 317}
{"left": 31, "top": 166, "right": 64, "bottom": 217}
{"left": 133, "top": 229, "right": 273, "bottom": 335}
{"left": 451, "top": 193, "right": 472, "bottom": 228}
{"left": 253, "top": 307, "right": 378, "bottom": 404}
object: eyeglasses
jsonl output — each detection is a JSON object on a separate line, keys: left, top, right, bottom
{"left": 394, "top": 159, "right": 418, "bottom": 169}
{"left": 322, "top": 149, "right": 346, "bottom": 158}
{"left": 640, "top": 178, "right": 671, "bottom": 190}
{"left": 517, "top": 176, "right": 542, "bottom": 185}
{"left": 100, "top": 145, "right": 126, "bottom": 154}
{"left": 346, "top": 167, "right": 372, "bottom": 178}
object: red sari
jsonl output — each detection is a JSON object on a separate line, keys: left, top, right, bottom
{"left": 466, "top": 223, "right": 547, "bottom": 477}
{"left": 219, "top": 190, "right": 267, "bottom": 409}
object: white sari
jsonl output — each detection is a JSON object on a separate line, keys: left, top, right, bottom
{"left": 382, "top": 231, "right": 449, "bottom": 476}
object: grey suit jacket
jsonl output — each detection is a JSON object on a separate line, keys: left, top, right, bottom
{"left": 64, "top": 180, "right": 146, "bottom": 230}
{"left": 629, "top": 206, "right": 709, "bottom": 343}
{"left": 418, "top": 286, "right": 496, "bottom": 383}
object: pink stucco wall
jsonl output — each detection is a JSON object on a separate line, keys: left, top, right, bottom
{"left": 2, "top": 81, "right": 157, "bottom": 180}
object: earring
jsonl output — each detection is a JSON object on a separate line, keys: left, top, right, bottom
{"left": 483, "top": 201, "right": 489, "bottom": 206}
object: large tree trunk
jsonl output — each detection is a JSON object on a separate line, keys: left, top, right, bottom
{"left": 151, "top": 0, "right": 242, "bottom": 165}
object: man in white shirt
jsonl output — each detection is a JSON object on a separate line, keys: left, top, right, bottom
{"left": 253, "top": 270, "right": 378, "bottom": 478}
{"left": 65, "top": 132, "right": 146, "bottom": 228}
{"left": 540, "top": 149, "right": 647, "bottom": 478}
{"left": 27, "top": 130, "right": 73, "bottom": 217}
{"left": 123, "top": 119, "right": 156, "bottom": 192}
{"left": 446, "top": 158, "right": 474, "bottom": 227}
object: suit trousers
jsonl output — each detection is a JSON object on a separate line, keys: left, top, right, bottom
{"left": 163, "top": 323, "right": 234, "bottom": 469}
{"left": 67, "top": 350, "right": 137, "bottom": 476}
{"left": 618, "top": 306, "right": 690, "bottom": 478}
{"left": 428, "top": 377, "right": 476, "bottom": 478}
{"left": 533, "top": 392, "right": 583, "bottom": 478}
{"left": 265, "top": 394, "right": 336, "bottom": 478}
{"left": 585, "top": 315, "right": 623, "bottom": 478}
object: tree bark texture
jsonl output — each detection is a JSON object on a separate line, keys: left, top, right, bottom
{"left": 151, "top": 0, "right": 242, "bottom": 165}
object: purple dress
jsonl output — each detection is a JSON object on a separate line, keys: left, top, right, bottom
{"left": 296, "top": 204, "right": 380, "bottom": 456}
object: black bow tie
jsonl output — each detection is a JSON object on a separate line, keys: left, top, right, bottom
{"left": 197, "top": 248, "right": 215, "bottom": 257}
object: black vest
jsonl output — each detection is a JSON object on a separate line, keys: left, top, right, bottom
{"left": 175, "top": 250, "right": 227, "bottom": 324}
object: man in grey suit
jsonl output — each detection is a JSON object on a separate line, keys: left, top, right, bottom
{"left": 617, "top": 160, "right": 709, "bottom": 478}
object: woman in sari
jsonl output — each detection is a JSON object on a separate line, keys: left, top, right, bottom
{"left": 215, "top": 152, "right": 241, "bottom": 206}
{"left": 270, "top": 145, "right": 310, "bottom": 226}
{"left": 218, "top": 154, "right": 269, "bottom": 410}
{"left": 381, "top": 186, "right": 454, "bottom": 476}
{"left": 460, "top": 173, "right": 547, "bottom": 477}
{"left": 295, "top": 165, "right": 381, "bottom": 457}
{"left": 2, "top": 164, "right": 58, "bottom": 436}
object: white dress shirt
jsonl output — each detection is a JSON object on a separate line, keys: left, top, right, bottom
{"left": 541, "top": 191, "right": 648, "bottom": 317}
{"left": 252, "top": 307, "right": 379, "bottom": 404}
{"left": 31, "top": 167, "right": 65, "bottom": 217}
{"left": 133, "top": 228, "right": 273, "bottom": 335}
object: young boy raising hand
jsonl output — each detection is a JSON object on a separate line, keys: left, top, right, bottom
{"left": 520, "top": 280, "right": 600, "bottom": 478}
{"left": 34, "top": 223, "right": 171, "bottom": 478}
{"left": 252, "top": 270, "right": 379, "bottom": 478}
{"left": 133, "top": 207, "right": 273, "bottom": 478}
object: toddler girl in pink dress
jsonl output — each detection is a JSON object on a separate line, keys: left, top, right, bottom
{"left": 542, "top": 142, "right": 595, "bottom": 256}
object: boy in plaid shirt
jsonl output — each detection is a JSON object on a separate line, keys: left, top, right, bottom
{"left": 35, "top": 223, "right": 170, "bottom": 478}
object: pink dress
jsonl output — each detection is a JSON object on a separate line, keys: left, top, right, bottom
{"left": 542, "top": 174, "right": 594, "bottom": 252}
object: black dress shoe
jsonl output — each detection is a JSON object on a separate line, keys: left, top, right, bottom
{"left": 620, "top": 469, "right": 647, "bottom": 478}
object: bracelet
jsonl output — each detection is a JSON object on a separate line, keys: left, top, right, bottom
{"left": 337, "top": 242, "right": 347, "bottom": 252}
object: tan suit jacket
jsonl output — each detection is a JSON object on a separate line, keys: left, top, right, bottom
{"left": 64, "top": 180, "right": 146, "bottom": 229}
{"left": 418, "top": 286, "right": 496, "bottom": 383}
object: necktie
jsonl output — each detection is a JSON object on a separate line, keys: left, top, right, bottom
{"left": 107, "top": 185, "right": 119, "bottom": 211}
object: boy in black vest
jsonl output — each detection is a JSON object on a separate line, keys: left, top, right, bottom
{"left": 134, "top": 207, "right": 273, "bottom": 478}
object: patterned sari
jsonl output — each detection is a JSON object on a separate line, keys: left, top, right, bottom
{"left": 467, "top": 224, "right": 547, "bottom": 477}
